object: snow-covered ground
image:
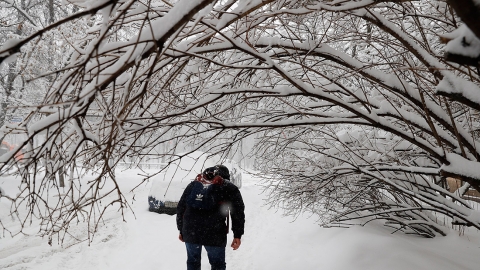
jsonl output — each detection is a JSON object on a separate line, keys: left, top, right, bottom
{"left": 1, "top": 169, "right": 480, "bottom": 270}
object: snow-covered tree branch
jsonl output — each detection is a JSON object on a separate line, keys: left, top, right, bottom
{"left": 1, "top": 0, "right": 480, "bottom": 241}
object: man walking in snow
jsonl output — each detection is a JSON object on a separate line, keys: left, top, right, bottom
{"left": 177, "top": 165, "right": 245, "bottom": 270}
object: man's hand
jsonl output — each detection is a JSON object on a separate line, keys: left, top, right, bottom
{"left": 179, "top": 234, "right": 184, "bottom": 242}
{"left": 231, "top": 238, "right": 241, "bottom": 250}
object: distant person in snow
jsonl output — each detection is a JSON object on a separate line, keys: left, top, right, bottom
{"left": 177, "top": 164, "right": 245, "bottom": 270}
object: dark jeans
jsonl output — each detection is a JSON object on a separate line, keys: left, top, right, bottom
{"left": 185, "top": 242, "right": 226, "bottom": 270}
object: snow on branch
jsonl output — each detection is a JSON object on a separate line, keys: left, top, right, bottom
{"left": 2, "top": 0, "right": 480, "bottom": 241}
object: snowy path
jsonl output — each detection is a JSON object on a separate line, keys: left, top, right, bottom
{"left": 1, "top": 171, "right": 480, "bottom": 269}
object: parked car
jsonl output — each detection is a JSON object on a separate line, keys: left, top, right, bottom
{"left": 148, "top": 151, "right": 242, "bottom": 215}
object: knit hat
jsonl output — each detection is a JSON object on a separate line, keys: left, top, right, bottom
{"left": 203, "top": 165, "right": 230, "bottom": 180}
{"left": 215, "top": 165, "right": 230, "bottom": 180}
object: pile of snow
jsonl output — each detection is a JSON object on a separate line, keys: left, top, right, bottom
{"left": 1, "top": 169, "right": 480, "bottom": 270}
{"left": 444, "top": 24, "right": 480, "bottom": 59}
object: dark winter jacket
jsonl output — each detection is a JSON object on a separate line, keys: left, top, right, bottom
{"left": 176, "top": 179, "right": 245, "bottom": 247}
